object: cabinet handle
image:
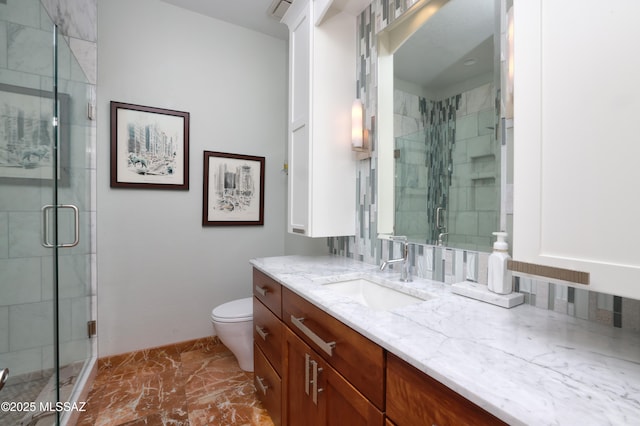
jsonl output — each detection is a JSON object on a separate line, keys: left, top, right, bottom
{"left": 255, "top": 375, "right": 269, "bottom": 396}
{"left": 255, "top": 285, "right": 269, "bottom": 297}
{"left": 304, "top": 353, "right": 311, "bottom": 396}
{"left": 311, "top": 360, "right": 323, "bottom": 405}
{"left": 292, "top": 227, "right": 305, "bottom": 234}
{"left": 291, "top": 316, "right": 336, "bottom": 356}
{"left": 255, "top": 325, "right": 269, "bottom": 340}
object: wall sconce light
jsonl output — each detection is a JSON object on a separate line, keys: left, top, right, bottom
{"left": 351, "top": 98, "right": 369, "bottom": 153}
{"left": 506, "top": 6, "right": 514, "bottom": 119}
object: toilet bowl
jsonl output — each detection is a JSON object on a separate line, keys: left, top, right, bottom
{"left": 211, "top": 297, "right": 254, "bottom": 372}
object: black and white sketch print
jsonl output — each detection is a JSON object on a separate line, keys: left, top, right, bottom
{"left": 203, "top": 151, "right": 265, "bottom": 226}
{"left": 110, "top": 102, "right": 189, "bottom": 190}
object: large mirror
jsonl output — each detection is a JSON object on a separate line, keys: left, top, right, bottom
{"left": 378, "top": 0, "right": 506, "bottom": 253}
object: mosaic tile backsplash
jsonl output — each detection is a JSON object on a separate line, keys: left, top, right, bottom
{"left": 330, "top": 0, "right": 640, "bottom": 333}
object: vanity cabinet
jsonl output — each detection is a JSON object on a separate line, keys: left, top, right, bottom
{"left": 252, "top": 267, "right": 506, "bottom": 425}
{"left": 281, "top": 0, "right": 356, "bottom": 237}
{"left": 386, "top": 353, "right": 506, "bottom": 426}
{"left": 513, "top": 0, "right": 640, "bottom": 298}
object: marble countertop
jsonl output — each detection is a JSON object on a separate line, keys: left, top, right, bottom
{"left": 250, "top": 255, "right": 640, "bottom": 426}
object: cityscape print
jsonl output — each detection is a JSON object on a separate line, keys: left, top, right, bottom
{"left": 124, "top": 118, "right": 181, "bottom": 178}
{"left": 203, "top": 151, "right": 265, "bottom": 225}
{"left": 211, "top": 161, "right": 256, "bottom": 213}
{"left": 112, "top": 102, "right": 188, "bottom": 188}
{"left": 0, "top": 87, "right": 57, "bottom": 180}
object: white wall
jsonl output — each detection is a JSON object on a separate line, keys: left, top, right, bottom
{"left": 97, "top": 0, "right": 325, "bottom": 356}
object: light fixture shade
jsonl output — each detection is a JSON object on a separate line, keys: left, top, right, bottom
{"left": 506, "top": 6, "right": 514, "bottom": 118}
{"left": 351, "top": 99, "right": 364, "bottom": 149}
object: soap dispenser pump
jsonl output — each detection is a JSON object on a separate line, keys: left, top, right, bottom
{"left": 488, "top": 232, "right": 513, "bottom": 294}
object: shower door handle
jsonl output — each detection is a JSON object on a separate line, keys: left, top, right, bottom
{"left": 41, "top": 204, "right": 80, "bottom": 248}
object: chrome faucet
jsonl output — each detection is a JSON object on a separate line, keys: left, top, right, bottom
{"left": 380, "top": 236, "right": 412, "bottom": 282}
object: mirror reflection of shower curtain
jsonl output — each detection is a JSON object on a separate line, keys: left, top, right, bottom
{"left": 423, "top": 95, "right": 458, "bottom": 244}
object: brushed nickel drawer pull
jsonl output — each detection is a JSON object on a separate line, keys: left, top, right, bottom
{"left": 291, "top": 315, "right": 335, "bottom": 356}
{"left": 255, "top": 325, "right": 269, "bottom": 340}
{"left": 311, "top": 360, "right": 323, "bottom": 405}
{"left": 255, "top": 375, "right": 269, "bottom": 396}
{"left": 255, "top": 285, "right": 269, "bottom": 297}
{"left": 304, "top": 353, "right": 311, "bottom": 395}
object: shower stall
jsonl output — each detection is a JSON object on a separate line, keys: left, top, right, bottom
{"left": 0, "top": 0, "right": 96, "bottom": 425}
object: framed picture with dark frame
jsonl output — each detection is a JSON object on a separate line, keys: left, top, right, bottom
{"left": 0, "top": 83, "right": 70, "bottom": 185}
{"left": 202, "top": 151, "right": 265, "bottom": 226}
{"left": 110, "top": 101, "right": 189, "bottom": 190}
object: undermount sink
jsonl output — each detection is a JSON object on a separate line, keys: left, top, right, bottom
{"left": 323, "top": 278, "right": 428, "bottom": 311}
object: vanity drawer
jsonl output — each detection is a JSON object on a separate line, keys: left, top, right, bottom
{"left": 282, "top": 287, "right": 385, "bottom": 410}
{"left": 253, "top": 297, "right": 283, "bottom": 376}
{"left": 254, "top": 343, "right": 282, "bottom": 426}
{"left": 386, "top": 353, "right": 507, "bottom": 426}
{"left": 253, "top": 268, "right": 282, "bottom": 319}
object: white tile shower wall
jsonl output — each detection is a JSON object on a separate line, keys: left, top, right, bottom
{"left": 0, "top": 0, "right": 97, "bottom": 379}
{"left": 448, "top": 83, "right": 499, "bottom": 251}
{"left": 393, "top": 83, "right": 499, "bottom": 250}
{"left": 41, "top": 0, "right": 97, "bottom": 83}
{"left": 329, "top": 0, "right": 640, "bottom": 332}
{"left": 394, "top": 98, "right": 427, "bottom": 240}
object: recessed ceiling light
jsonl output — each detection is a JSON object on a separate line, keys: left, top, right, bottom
{"left": 463, "top": 58, "right": 477, "bottom": 66}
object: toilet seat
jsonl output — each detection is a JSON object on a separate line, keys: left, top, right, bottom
{"left": 211, "top": 297, "right": 253, "bottom": 323}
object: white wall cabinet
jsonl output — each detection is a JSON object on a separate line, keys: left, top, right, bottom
{"left": 513, "top": 0, "right": 640, "bottom": 298}
{"left": 282, "top": 0, "right": 357, "bottom": 237}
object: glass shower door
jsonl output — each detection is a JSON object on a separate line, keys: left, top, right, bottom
{"left": 52, "top": 20, "right": 96, "bottom": 426}
{"left": 0, "top": 1, "right": 95, "bottom": 425}
{"left": 0, "top": 1, "right": 59, "bottom": 422}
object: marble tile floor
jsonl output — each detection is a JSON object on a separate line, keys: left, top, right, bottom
{"left": 76, "top": 337, "right": 274, "bottom": 426}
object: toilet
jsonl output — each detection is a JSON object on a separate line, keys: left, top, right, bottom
{"left": 210, "top": 297, "right": 254, "bottom": 372}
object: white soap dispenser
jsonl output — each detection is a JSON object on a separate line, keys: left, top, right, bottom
{"left": 488, "top": 232, "right": 513, "bottom": 294}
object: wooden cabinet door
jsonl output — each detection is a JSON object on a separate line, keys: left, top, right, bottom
{"left": 284, "top": 328, "right": 383, "bottom": 426}
{"left": 386, "top": 353, "right": 506, "bottom": 426}
{"left": 323, "top": 356, "right": 384, "bottom": 426}
{"left": 284, "top": 327, "right": 323, "bottom": 426}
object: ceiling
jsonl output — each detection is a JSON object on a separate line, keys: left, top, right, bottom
{"left": 160, "top": 0, "right": 290, "bottom": 40}
{"left": 159, "top": 0, "right": 496, "bottom": 96}
{"left": 393, "top": 0, "right": 496, "bottom": 95}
